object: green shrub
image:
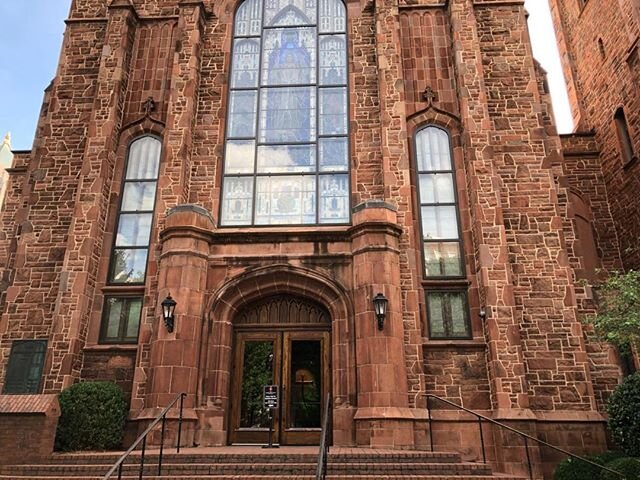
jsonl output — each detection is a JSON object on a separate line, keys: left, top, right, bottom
{"left": 608, "top": 373, "right": 640, "bottom": 457}
{"left": 554, "top": 452, "right": 625, "bottom": 480}
{"left": 55, "top": 381, "right": 128, "bottom": 451}
{"left": 600, "top": 457, "right": 640, "bottom": 480}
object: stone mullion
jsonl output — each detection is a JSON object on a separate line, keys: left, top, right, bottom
{"left": 158, "top": 0, "right": 206, "bottom": 212}
{"left": 43, "top": 4, "right": 138, "bottom": 393}
{"left": 448, "top": 0, "right": 528, "bottom": 411}
{"left": 374, "top": 0, "right": 426, "bottom": 408}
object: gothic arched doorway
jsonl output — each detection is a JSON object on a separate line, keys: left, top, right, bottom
{"left": 228, "top": 295, "right": 331, "bottom": 445}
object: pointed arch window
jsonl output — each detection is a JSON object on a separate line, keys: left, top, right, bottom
{"left": 415, "top": 126, "right": 470, "bottom": 339}
{"left": 100, "top": 136, "right": 161, "bottom": 344}
{"left": 108, "top": 136, "right": 161, "bottom": 285}
{"left": 221, "top": 0, "right": 350, "bottom": 226}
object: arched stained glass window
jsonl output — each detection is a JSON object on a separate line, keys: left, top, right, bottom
{"left": 416, "top": 127, "right": 463, "bottom": 278}
{"left": 109, "top": 136, "right": 161, "bottom": 284}
{"left": 222, "top": 0, "right": 349, "bottom": 226}
{"left": 415, "top": 126, "right": 471, "bottom": 339}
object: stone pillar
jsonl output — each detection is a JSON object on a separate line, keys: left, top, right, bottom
{"left": 139, "top": 205, "right": 213, "bottom": 445}
{"left": 45, "top": 0, "right": 139, "bottom": 391}
{"left": 449, "top": 0, "right": 530, "bottom": 414}
{"left": 351, "top": 201, "right": 416, "bottom": 449}
{"left": 157, "top": 0, "right": 206, "bottom": 211}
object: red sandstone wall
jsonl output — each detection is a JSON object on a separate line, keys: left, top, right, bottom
{"left": 550, "top": 0, "right": 640, "bottom": 270}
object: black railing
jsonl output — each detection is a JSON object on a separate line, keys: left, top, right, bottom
{"left": 103, "top": 393, "right": 186, "bottom": 480}
{"left": 426, "top": 394, "right": 626, "bottom": 480}
{"left": 315, "top": 393, "right": 331, "bottom": 480}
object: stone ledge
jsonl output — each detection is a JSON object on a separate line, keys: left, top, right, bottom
{"left": 354, "top": 407, "right": 429, "bottom": 421}
{"left": 0, "top": 394, "right": 59, "bottom": 416}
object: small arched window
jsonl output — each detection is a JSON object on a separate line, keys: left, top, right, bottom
{"left": 221, "top": 0, "right": 350, "bottom": 226}
{"left": 415, "top": 126, "right": 470, "bottom": 339}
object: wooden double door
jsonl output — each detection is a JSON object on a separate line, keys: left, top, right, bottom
{"left": 229, "top": 330, "right": 330, "bottom": 445}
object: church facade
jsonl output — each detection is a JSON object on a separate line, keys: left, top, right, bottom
{"left": 0, "top": 0, "right": 637, "bottom": 477}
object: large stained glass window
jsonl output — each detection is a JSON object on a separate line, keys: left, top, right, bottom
{"left": 222, "top": 0, "right": 349, "bottom": 226}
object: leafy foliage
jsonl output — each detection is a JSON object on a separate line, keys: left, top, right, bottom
{"left": 607, "top": 373, "right": 640, "bottom": 457}
{"left": 600, "top": 457, "right": 640, "bottom": 480}
{"left": 554, "top": 451, "right": 625, "bottom": 480}
{"left": 55, "top": 381, "right": 128, "bottom": 452}
{"left": 588, "top": 270, "right": 640, "bottom": 354}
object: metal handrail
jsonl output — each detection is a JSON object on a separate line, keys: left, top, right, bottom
{"left": 426, "top": 394, "right": 625, "bottom": 480}
{"left": 315, "top": 393, "right": 331, "bottom": 480}
{"left": 103, "top": 392, "right": 186, "bottom": 480}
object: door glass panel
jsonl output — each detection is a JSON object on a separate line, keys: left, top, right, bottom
{"left": 289, "top": 340, "right": 321, "bottom": 428}
{"left": 240, "top": 341, "right": 274, "bottom": 428}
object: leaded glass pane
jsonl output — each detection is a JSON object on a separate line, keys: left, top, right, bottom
{"left": 235, "top": 0, "right": 263, "bottom": 36}
{"left": 110, "top": 249, "right": 148, "bottom": 283}
{"left": 222, "top": 177, "right": 254, "bottom": 226}
{"left": 126, "top": 137, "right": 161, "bottom": 179}
{"left": 104, "top": 297, "right": 123, "bottom": 339}
{"left": 122, "top": 182, "right": 156, "bottom": 212}
{"left": 450, "top": 294, "right": 469, "bottom": 337}
{"left": 319, "top": 138, "right": 348, "bottom": 171}
{"left": 427, "top": 291, "right": 470, "bottom": 339}
{"left": 228, "top": 90, "right": 258, "bottom": 138}
{"left": 419, "top": 173, "right": 455, "bottom": 204}
{"left": 319, "top": 0, "right": 346, "bottom": 33}
{"left": 424, "top": 242, "right": 462, "bottom": 277}
{"left": 422, "top": 206, "right": 458, "bottom": 240}
{"left": 262, "top": 28, "right": 316, "bottom": 85}
{"left": 3, "top": 341, "right": 47, "bottom": 394}
{"left": 125, "top": 299, "right": 143, "bottom": 339}
{"left": 116, "top": 213, "right": 152, "bottom": 247}
{"left": 416, "top": 127, "right": 452, "bottom": 171}
{"left": 427, "top": 293, "right": 445, "bottom": 337}
{"left": 319, "top": 174, "right": 349, "bottom": 223}
{"left": 319, "top": 87, "right": 347, "bottom": 135}
{"left": 259, "top": 87, "right": 316, "bottom": 143}
{"left": 255, "top": 175, "right": 316, "bottom": 224}
{"left": 319, "top": 35, "right": 346, "bottom": 85}
{"left": 225, "top": 141, "right": 256, "bottom": 174}
{"left": 264, "top": 0, "right": 316, "bottom": 26}
{"left": 232, "top": 39, "right": 261, "bottom": 88}
{"left": 257, "top": 145, "right": 316, "bottom": 173}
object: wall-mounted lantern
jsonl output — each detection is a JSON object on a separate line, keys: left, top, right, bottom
{"left": 373, "top": 293, "right": 388, "bottom": 331}
{"left": 161, "top": 295, "right": 177, "bottom": 333}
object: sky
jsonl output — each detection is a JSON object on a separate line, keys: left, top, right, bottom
{"left": 0, "top": 0, "right": 573, "bottom": 151}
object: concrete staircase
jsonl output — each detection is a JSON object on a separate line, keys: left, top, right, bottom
{"left": 0, "top": 447, "right": 526, "bottom": 479}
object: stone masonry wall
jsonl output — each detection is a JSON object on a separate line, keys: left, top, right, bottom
{"left": 0, "top": 21, "right": 105, "bottom": 390}
{"left": 549, "top": 0, "right": 640, "bottom": 270}
{"left": 476, "top": 3, "right": 593, "bottom": 411}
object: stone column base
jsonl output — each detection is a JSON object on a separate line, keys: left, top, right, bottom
{"left": 354, "top": 407, "right": 428, "bottom": 449}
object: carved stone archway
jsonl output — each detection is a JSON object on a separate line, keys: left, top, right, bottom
{"left": 194, "top": 264, "right": 355, "bottom": 446}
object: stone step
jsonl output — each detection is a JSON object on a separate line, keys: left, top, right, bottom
{"left": 39, "top": 451, "right": 462, "bottom": 465}
{"left": 0, "top": 474, "right": 525, "bottom": 480}
{"left": 0, "top": 462, "right": 493, "bottom": 476}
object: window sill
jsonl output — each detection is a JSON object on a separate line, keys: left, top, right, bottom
{"left": 83, "top": 344, "right": 139, "bottom": 352}
{"left": 422, "top": 338, "right": 486, "bottom": 349}
{"left": 211, "top": 225, "right": 352, "bottom": 243}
